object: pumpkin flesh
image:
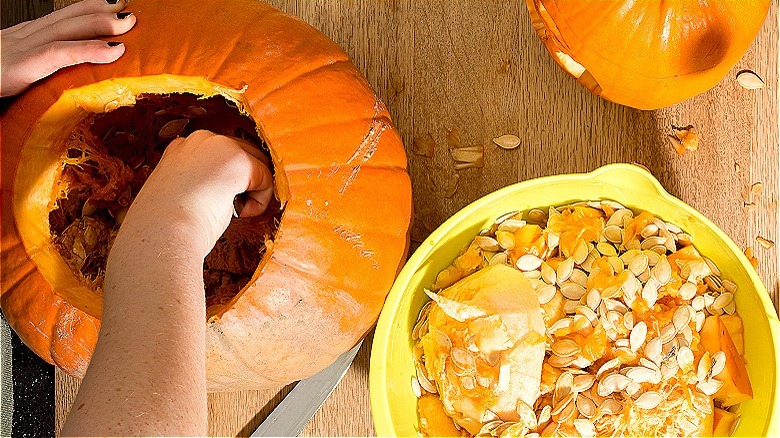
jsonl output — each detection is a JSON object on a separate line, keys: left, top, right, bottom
{"left": 47, "top": 93, "right": 282, "bottom": 310}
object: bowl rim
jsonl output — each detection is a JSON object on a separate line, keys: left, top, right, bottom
{"left": 369, "top": 163, "right": 780, "bottom": 437}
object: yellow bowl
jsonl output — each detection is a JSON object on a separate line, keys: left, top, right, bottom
{"left": 370, "top": 163, "right": 779, "bottom": 437}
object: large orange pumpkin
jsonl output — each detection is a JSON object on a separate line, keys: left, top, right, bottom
{"left": 1, "top": 0, "right": 412, "bottom": 391}
{"left": 526, "top": 0, "right": 771, "bottom": 110}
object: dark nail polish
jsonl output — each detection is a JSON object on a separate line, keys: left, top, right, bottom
{"left": 106, "top": 0, "right": 119, "bottom": 4}
{"left": 116, "top": 12, "right": 132, "bottom": 19}
{"left": 107, "top": 41, "right": 123, "bottom": 47}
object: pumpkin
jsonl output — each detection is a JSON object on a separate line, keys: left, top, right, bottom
{"left": 526, "top": 0, "right": 771, "bottom": 109}
{"left": 0, "top": 0, "right": 412, "bottom": 392}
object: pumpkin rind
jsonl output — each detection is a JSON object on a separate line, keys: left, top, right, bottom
{"left": 526, "top": 0, "right": 771, "bottom": 110}
{"left": 1, "top": 0, "right": 412, "bottom": 391}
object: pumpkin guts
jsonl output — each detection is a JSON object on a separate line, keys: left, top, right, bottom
{"left": 48, "top": 93, "right": 283, "bottom": 309}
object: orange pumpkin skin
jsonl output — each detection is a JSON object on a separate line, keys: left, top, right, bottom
{"left": 526, "top": 0, "right": 770, "bottom": 110}
{"left": 1, "top": 0, "right": 412, "bottom": 391}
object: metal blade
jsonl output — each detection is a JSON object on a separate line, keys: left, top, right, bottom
{"left": 251, "top": 340, "right": 363, "bottom": 437}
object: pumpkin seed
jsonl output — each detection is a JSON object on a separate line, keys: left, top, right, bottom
{"left": 556, "top": 258, "right": 575, "bottom": 283}
{"left": 641, "top": 279, "right": 659, "bottom": 307}
{"left": 641, "top": 224, "right": 659, "bottom": 238}
{"left": 538, "top": 405, "right": 552, "bottom": 424}
{"left": 159, "top": 118, "right": 189, "bottom": 138}
{"left": 586, "top": 289, "right": 601, "bottom": 311}
{"left": 660, "top": 324, "right": 677, "bottom": 344}
{"left": 672, "top": 306, "right": 691, "bottom": 332}
{"left": 81, "top": 200, "right": 97, "bottom": 216}
{"left": 756, "top": 235, "right": 775, "bottom": 249}
{"left": 630, "top": 322, "right": 647, "bottom": 352}
{"left": 598, "top": 373, "right": 630, "bottom": 397}
{"left": 697, "top": 378, "right": 724, "bottom": 396}
{"left": 548, "top": 354, "right": 576, "bottom": 368}
{"left": 411, "top": 376, "right": 422, "bottom": 397}
{"left": 498, "top": 218, "right": 526, "bottom": 233}
{"left": 451, "top": 347, "right": 476, "bottom": 372}
{"left": 495, "top": 210, "right": 520, "bottom": 224}
{"left": 736, "top": 70, "right": 765, "bottom": 90}
{"left": 495, "top": 231, "right": 515, "bottom": 250}
{"left": 540, "top": 262, "right": 556, "bottom": 285}
{"left": 488, "top": 251, "right": 508, "bottom": 267}
{"left": 713, "top": 292, "right": 734, "bottom": 310}
{"left": 185, "top": 105, "right": 208, "bottom": 117}
{"left": 516, "top": 254, "right": 543, "bottom": 271}
{"left": 600, "top": 399, "right": 622, "bottom": 415}
{"left": 596, "top": 358, "right": 620, "bottom": 378}
{"left": 572, "top": 374, "right": 596, "bottom": 393}
{"left": 416, "top": 364, "right": 437, "bottom": 393}
{"left": 652, "top": 256, "right": 672, "bottom": 285}
{"left": 679, "top": 282, "right": 697, "bottom": 300}
{"left": 711, "top": 351, "right": 726, "bottom": 377}
{"left": 552, "top": 339, "right": 581, "bottom": 358}
{"left": 573, "top": 419, "right": 596, "bottom": 438}
{"left": 537, "top": 285, "right": 557, "bottom": 305}
{"left": 560, "top": 283, "right": 586, "bottom": 300}
{"left": 527, "top": 208, "right": 547, "bottom": 223}
{"left": 722, "top": 279, "right": 738, "bottom": 293}
{"left": 628, "top": 254, "right": 649, "bottom": 276}
{"left": 644, "top": 337, "right": 662, "bottom": 363}
{"left": 634, "top": 391, "right": 662, "bottom": 410}
{"left": 697, "top": 351, "right": 712, "bottom": 382}
{"left": 476, "top": 236, "right": 501, "bottom": 252}
{"left": 573, "top": 240, "right": 589, "bottom": 264}
{"left": 604, "top": 225, "right": 623, "bottom": 243}
{"left": 625, "top": 366, "right": 656, "bottom": 384}
{"left": 493, "top": 134, "right": 522, "bottom": 150}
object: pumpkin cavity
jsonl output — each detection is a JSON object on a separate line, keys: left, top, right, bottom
{"left": 47, "top": 93, "right": 282, "bottom": 311}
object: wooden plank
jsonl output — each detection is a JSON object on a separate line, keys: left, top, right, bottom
{"left": 26, "top": 0, "right": 777, "bottom": 436}
{"left": 1, "top": 0, "right": 52, "bottom": 29}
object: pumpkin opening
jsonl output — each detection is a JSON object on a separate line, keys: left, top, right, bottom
{"left": 46, "top": 93, "right": 283, "bottom": 311}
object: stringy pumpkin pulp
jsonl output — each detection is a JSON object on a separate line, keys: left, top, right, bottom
{"left": 47, "top": 93, "right": 282, "bottom": 310}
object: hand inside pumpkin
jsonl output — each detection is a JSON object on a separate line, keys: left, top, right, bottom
{"left": 119, "top": 130, "right": 275, "bottom": 258}
{"left": 61, "top": 130, "right": 273, "bottom": 436}
{"left": 0, "top": 0, "right": 137, "bottom": 97}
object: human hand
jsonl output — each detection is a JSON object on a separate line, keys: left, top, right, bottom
{"left": 115, "top": 130, "right": 275, "bottom": 258}
{"left": 0, "top": 0, "right": 136, "bottom": 97}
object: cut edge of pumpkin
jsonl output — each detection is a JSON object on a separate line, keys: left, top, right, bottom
{"left": 13, "top": 74, "right": 286, "bottom": 320}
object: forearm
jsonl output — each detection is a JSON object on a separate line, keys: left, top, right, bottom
{"left": 62, "top": 224, "right": 207, "bottom": 437}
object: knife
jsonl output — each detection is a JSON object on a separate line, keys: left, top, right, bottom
{"left": 251, "top": 340, "right": 364, "bottom": 437}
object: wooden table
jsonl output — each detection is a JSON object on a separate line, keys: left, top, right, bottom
{"left": 6, "top": 0, "right": 777, "bottom": 436}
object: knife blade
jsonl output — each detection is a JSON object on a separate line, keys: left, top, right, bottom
{"left": 251, "top": 340, "right": 363, "bottom": 437}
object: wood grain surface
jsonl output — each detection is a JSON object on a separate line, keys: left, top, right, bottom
{"left": 9, "top": 0, "right": 777, "bottom": 436}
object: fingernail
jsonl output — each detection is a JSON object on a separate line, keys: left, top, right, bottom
{"left": 116, "top": 12, "right": 132, "bottom": 19}
{"left": 106, "top": 0, "right": 119, "bottom": 4}
{"left": 107, "top": 41, "right": 123, "bottom": 47}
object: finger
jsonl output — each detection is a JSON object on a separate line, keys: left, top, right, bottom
{"left": 14, "top": 40, "right": 126, "bottom": 89}
{"left": 12, "top": 0, "right": 128, "bottom": 39}
{"left": 239, "top": 159, "right": 274, "bottom": 218}
{"left": 25, "top": 12, "right": 136, "bottom": 48}
{"left": 185, "top": 130, "right": 218, "bottom": 145}
{"left": 222, "top": 135, "right": 272, "bottom": 168}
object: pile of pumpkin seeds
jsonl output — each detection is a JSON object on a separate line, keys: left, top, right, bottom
{"left": 412, "top": 200, "right": 740, "bottom": 437}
